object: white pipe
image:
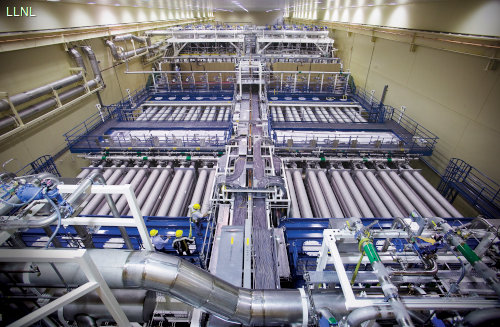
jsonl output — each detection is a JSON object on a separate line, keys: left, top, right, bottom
{"left": 201, "top": 169, "right": 216, "bottom": 215}
{"left": 156, "top": 169, "right": 185, "bottom": 216}
{"left": 317, "top": 170, "right": 344, "bottom": 218}
{"left": 190, "top": 168, "right": 208, "bottom": 207}
{"left": 401, "top": 171, "right": 450, "bottom": 217}
{"left": 80, "top": 165, "right": 123, "bottom": 215}
{"left": 378, "top": 171, "right": 416, "bottom": 216}
{"left": 306, "top": 170, "right": 332, "bottom": 218}
{"left": 355, "top": 171, "right": 391, "bottom": 217}
{"left": 365, "top": 171, "right": 404, "bottom": 217}
{"left": 331, "top": 170, "right": 361, "bottom": 217}
{"left": 388, "top": 171, "right": 434, "bottom": 217}
{"left": 141, "top": 165, "right": 172, "bottom": 216}
{"left": 341, "top": 171, "right": 374, "bottom": 218}
{"left": 293, "top": 169, "right": 314, "bottom": 218}
{"left": 285, "top": 170, "right": 301, "bottom": 218}
{"left": 96, "top": 166, "right": 138, "bottom": 216}
{"left": 411, "top": 171, "right": 463, "bottom": 218}
{"left": 127, "top": 165, "right": 161, "bottom": 215}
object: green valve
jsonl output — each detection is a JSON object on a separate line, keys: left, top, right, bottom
{"left": 180, "top": 152, "right": 186, "bottom": 155}
{"left": 363, "top": 157, "right": 368, "bottom": 162}
{"left": 142, "top": 156, "right": 148, "bottom": 161}
{"left": 320, "top": 157, "right": 326, "bottom": 162}
{"left": 457, "top": 243, "right": 480, "bottom": 264}
{"left": 387, "top": 157, "right": 392, "bottom": 163}
{"left": 101, "top": 155, "right": 107, "bottom": 160}
{"left": 105, "top": 150, "right": 109, "bottom": 155}
{"left": 363, "top": 243, "right": 381, "bottom": 263}
{"left": 186, "top": 156, "right": 191, "bottom": 161}
{"left": 298, "top": 71, "right": 302, "bottom": 74}
{"left": 328, "top": 317, "right": 338, "bottom": 325}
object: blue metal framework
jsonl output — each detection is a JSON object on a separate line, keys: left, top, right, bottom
{"left": 281, "top": 217, "right": 476, "bottom": 283}
{"left": 438, "top": 158, "right": 500, "bottom": 218}
{"left": 20, "top": 216, "right": 210, "bottom": 265}
{"left": 64, "top": 87, "right": 234, "bottom": 153}
{"left": 15, "top": 155, "right": 60, "bottom": 177}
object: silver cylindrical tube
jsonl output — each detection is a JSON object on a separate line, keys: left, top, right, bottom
{"left": 285, "top": 170, "right": 301, "bottom": 218}
{"left": 81, "top": 165, "right": 124, "bottom": 215}
{"left": 156, "top": 169, "right": 185, "bottom": 216}
{"left": 411, "top": 171, "right": 462, "bottom": 217}
{"left": 306, "top": 170, "right": 331, "bottom": 218}
{"left": 189, "top": 168, "right": 208, "bottom": 207}
{"left": 201, "top": 169, "right": 216, "bottom": 215}
{"left": 168, "top": 166, "right": 195, "bottom": 217}
{"left": 96, "top": 166, "right": 138, "bottom": 216}
{"left": 317, "top": 170, "right": 343, "bottom": 218}
{"left": 141, "top": 165, "right": 172, "bottom": 216}
{"left": 355, "top": 171, "right": 391, "bottom": 218}
{"left": 331, "top": 170, "right": 360, "bottom": 217}
{"left": 292, "top": 169, "right": 313, "bottom": 218}
{"left": 389, "top": 171, "right": 433, "bottom": 217}
{"left": 365, "top": 171, "right": 404, "bottom": 217}
{"left": 129, "top": 165, "right": 161, "bottom": 215}
{"left": 342, "top": 171, "right": 373, "bottom": 218}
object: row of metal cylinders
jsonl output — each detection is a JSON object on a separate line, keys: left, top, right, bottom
{"left": 76, "top": 163, "right": 216, "bottom": 218}
{"left": 135, "top": 105, "right": 231, "bottom": 122}
{"left": 270, "top": 105, "right": 367, "bottom": 123}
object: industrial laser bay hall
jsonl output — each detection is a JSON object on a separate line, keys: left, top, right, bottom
{"left": 0, "top": 0, "right": 499, "bottom": 326}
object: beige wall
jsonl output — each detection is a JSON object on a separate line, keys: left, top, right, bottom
{"left": 291, "top": 0, "right": 500, "bottom": 37}
{"left": 333, "top": 29, "right": 500, "bottom": 182}
{"left": 0, "top": 38, "right": 150, "bottom": 177}
{"left": 1, "top": 0, "right": 207, "bottom": 32}
{"left": 215, "top": 11, "right": 283, "bottom": 26}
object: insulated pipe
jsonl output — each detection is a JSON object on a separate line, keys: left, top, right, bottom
{"left": 128, "top": 166, "right": 162, "bottom": 215}
{"left": 168, "top": 166, "right": 195, "bottom": 217}
{"left": 317, "top": 170, "right": 344, "bottom": 218}
{"left": 292, "top": 169, "right": 314, "bottom": 218}
{"left": 0, "top": 78, "right": 100, "bottom": 130}
{"left": 355, "top": 171, "right": 391, "bottom": 218}
{"left": 0, "top": 171, "right": 104, "bottom": 230}
{"left": 190, "top": 168, "right": 208, "bottom": 207}
{"left": 285, "top": 170, "right": 301, "bottom": 218}
{"left": 81, "top": 46, "right": 103, "bottom": 82}
{"left": 346, "top": 306, "right": 395, "bottom": 327}
{"left": 105, "top": 40, "right": 148, "bottom": 61}
{"left": 141, "top": 165, "right": 172, "bottom": 216}
{"left": 365, "top": 171, "right": 404, "bottom": 217}
{"left": 342, "top": 171, "right": 374, "bottom": 218}
{"left": 113, "top": 34, "right": 147, "bottom": 43}
{"left": 156, "top": 169, "right": 185, "bottom": 216}
{"left": 12, "top": 250, "right": 307, "bottom": 326}
{"left": 306, "top": 170, "right": 331, "bottom": 218}
{"left": 0, "top": 48, "right": 85, "bottom": 113}
{"left": 411, "top": 171, "right": 463, "bottom": 218}
{"left": 378, "top": 171, "right": 416, "bottom": 216}
{"left": 80, "top": 165, "right": 125, "bottom": 215}
{"left": 96, "top": 166, "right": 138, "bottom": 216}
{"left": 330, "top": 170, "right": 361, "bottom": 217}
{"left": 388, "top": 171, "right": 434, "bottom": 217}
{"left": 401, "top": 171, "right": 450, "bottom": 217}
{"left": 201, "top": 169, "right": 216, "bottom": 215}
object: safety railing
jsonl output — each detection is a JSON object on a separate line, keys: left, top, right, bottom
{"left": 64, "top": 105, "right": 118, "bottom": 150}
{"left": 384, "top": 106, "right": 438, "bottom": 155}
{"left": 438, "top": 158, "right": 500, "bottom": 218}
{"left": 15, "top": 155, "right": 60, "bottom": 177}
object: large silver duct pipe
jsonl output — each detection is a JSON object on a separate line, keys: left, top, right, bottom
{"left": 62, "top": 289, "right": 155, "bottom": 323}
{"left": 292, "top": 169, "right": 314, "bottom": 218}
{"left": 346, "top": 306, "right": 395, "bottom": 327}
{"left": 0, "top": 48, "right": 85, "bottom": 113}
{"left": 113, "top": 34, "right": 147, "bottom": 43}
{"left": 13, "top": 250, "right": 307, "bottom": 326}
{"left": 81, "top": 46, "right": 103, "bottom": 83}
